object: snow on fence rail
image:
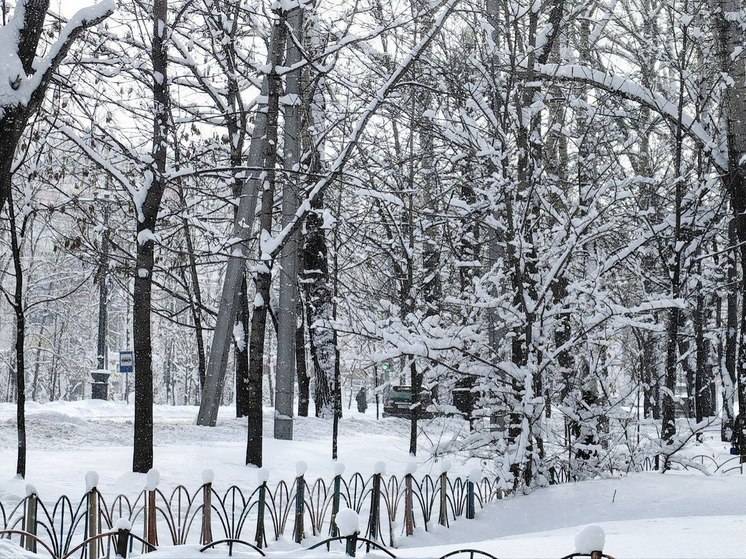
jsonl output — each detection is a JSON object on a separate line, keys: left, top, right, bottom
{"left": 0, "top": 466, "right": 573, "bottom": 558}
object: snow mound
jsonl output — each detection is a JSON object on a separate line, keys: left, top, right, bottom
{"left": 0, "top": 539, "right": 40, "bottom": 558}
{"left": 146, "top": 468, "right": 160, "bottom": 491}
{"left": 296, "top": 461, "right": 308, "bottom": 476}
{"left": 202, "top": 469, "right": 214, "bottom": 484}
{"left": 257, "top": 468, "right": 269, "bottom": 483}
{"left": 334, "top": 462, "right": 346, "bottom": 476}
{"left": 405, "top": 461, "right": 417, "bottom": 475}
{"left": 374, "top": 461, "right": 386, "bottom": 475}
{"left": 26, "top": 410, "right": 87, "bottom": 425}
{"left": 115, "top": 517, "right": 132, "bottom": 531}
{"left": 335, "top": 507, "right": 359, "bottom": 537}
{"left": 575, "top": 525, "right": 605, "bottom": 553}
{"left": 468, "top": 468, "right": 482, "bottom": 481}
{"left": 85, "top": 471, "right": 99, "bottom": 492}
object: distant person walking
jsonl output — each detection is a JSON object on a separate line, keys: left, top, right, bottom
{"left": 356, "top": 387, "right": 368, "bottom": 413}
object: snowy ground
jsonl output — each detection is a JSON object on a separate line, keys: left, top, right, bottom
{"left": 0, "top": 400, "right": 476, "bottom": 499}
{"left": 1, "top": 401, "right": 745, "bottom": 558}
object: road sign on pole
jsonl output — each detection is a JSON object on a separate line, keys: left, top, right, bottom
{"left": 119, "top": 350, "right": 134, "bottom": 374}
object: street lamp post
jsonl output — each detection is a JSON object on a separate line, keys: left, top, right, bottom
{"left": 89, "top": 190, "right": 114, "bottom": 400}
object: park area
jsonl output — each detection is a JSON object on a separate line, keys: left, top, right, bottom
{"left": 0, "top": 401, "right": 745, "bottom": 558}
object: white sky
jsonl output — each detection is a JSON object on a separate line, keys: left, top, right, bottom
{"left": 56, "top": 0, "right": 102, "bottom": 18}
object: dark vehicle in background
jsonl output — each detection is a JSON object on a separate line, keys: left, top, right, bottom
{"left": 382, "top": 385, "right": 435, "bottom": 418}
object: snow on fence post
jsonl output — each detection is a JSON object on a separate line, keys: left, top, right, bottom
{"left": 336, "top": 508, "right": 360, "bottom": 557}
{"left": 438, "top": 462, "right": 449, "bottom": 527}
{"left": 200, "top": 469, "right": 214, "bottom": 545}
{"left": 22, "top": 484, "right": 38, "bottom": 553}
{"left": 331, "top": 462, "right": 345, "bottom": 537}
{"left": 367, "top": 462, "right": 385, "bottom": 543}
{"left": 575, "top": 525, "right": 606, "bottom": 559}
{"left": 145, "top": 469, "right": 159, "bottom": 549}
{"left": 293, "top": 462, "right": 307, "bottom": 543}
{"left": 115, "top": 518, "right": 131, "bottom": 559}
{"left": 404, "top": 462, "right": 416, "bottom": 536}
{"left": 86, "top": 472, "right": 100, "bottom": 559}
{"left": 255, "top": 469, "right": 269, "bottom": 548}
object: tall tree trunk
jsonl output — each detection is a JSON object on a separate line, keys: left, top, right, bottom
{"left": 245, "top": 14, "right": 287, "bottom": 466}
{"left": 694, "top": 276, "right": 711, "bottom": 423}
{"left": 30, "top": 313, "right": 48, "bottom": 402}
{"left": 174, "top": 150, "right": 207, "bottom": 393}
{"left": 300, "top": 13, "right": 337, "bottom": 420}
{"left": 8, "top": 194, "right": 26, "bottom": 478}
{"left": 198, "top": 10, "right": 285, "bottom": 428}
{"left": 716, "top": 0, "right": 746, "bottom": 458}
{"left": 662, "top": 24, "right": 689, "bottom": 450}
{"left": 724, "top": 218, "right": 738, "bottom": 426}
{"left": 235, "top": 275, "right": 251, "bottom": 417}
{"left": 274, "top": 4, "right": 305, "bottom": 441}
{"left": 133, "top": 0, "right": 170, "bottom": 473}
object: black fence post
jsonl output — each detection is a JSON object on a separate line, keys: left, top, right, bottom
{"left": 255, "top": 470, "right": 268, "bottom": 548}
{"left": 331, "top": 463, "right": 344, "bottom": 537}
{"left": 345, "top": 532, "right": 358, "bottom": 557}
{"left": 23, "top": 485, "right": 38, "bottom": 553}
{"left": 404, "top": 465, "right": 415, "bottom": 536}
{"left": 438, "top": 467, "right": 449, "bottom": 527}
{"left": 115, "top": 519, "right": 131, "bottom": 559}
{"left": 86, "top": 472, "right": 100, "bottom": 559}
{"left": 367, "top": 464, "right": 384, "bottom": 543}
{"left": 294, "top": 462, "right": 307, "bottom": 544}
{"left": 145, "top": 469, "right": 159, "bottom": 549}
{"left": 466, "top": 472, "right": 477, "bottom": 520}
{"left": 201, "top": 469, "right": 213, "bottom": 545}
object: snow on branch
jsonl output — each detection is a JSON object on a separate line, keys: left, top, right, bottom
{"left": 259, "top": 0, "right": 460, "bottom": 260}
{"left": 0, "top": 1, "right": 115, "bottom": 112}
{"left": 56, "top": 124, "right": 141, "bottom": 217}
{"left": 533, "top": 63, "right": 727, "bottom": 171}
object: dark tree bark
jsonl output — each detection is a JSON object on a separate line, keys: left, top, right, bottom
{"left": 235, "top": 275, "right": 251, "bottom": 417}
{"left": 302, "top": 194, "right": 335, "bottom": 417}
{"left": 245, "top": 13, "right": 287, "bottom": 467}
{"left": 716, "top": 0, "right": 746, "bottom": 459}
{"left": 8, "top": 194, "right": 26, "bottom": 478}
{"left": 694, "top": 279, "right": 712, "bottom": 423}
{"left": 133, "top": 0, "right": 170, "bottom": 473}
{"left": 724, "top": 219, "right": 738, "bottom": 426}
{"left": 296, "top": 296, "right": 310, "bottom": 417}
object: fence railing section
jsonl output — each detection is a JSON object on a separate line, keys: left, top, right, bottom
{"left": 0, "top": 452, "right": 735, "bottom": 558}
{"left": 0, "top": 466, "right": 572, "bottom": 558}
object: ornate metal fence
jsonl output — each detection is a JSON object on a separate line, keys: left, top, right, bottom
{"left": 0, "top": 467, "right": 569, "bottom": 558}
{"left": 0, "top": 453, "right": 729, "bottom": 558}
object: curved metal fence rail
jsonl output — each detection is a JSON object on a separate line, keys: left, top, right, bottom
{"left": 0, "top": 455, "right": 731, "bottom": 558}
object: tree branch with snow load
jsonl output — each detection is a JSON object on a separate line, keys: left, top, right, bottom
{"left": 531, "top": 63, "right": 727, "bottom": 171}
{"left": 0, "top": 0, "right": 115, "bottom": 213}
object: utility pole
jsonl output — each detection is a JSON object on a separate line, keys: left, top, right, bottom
{"left": 88, "top": 190, "right": 114, "bottom": 400}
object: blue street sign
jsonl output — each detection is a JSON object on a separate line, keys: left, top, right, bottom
{"left": 119, "top": 350, "right": 134, "bottom": 374}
